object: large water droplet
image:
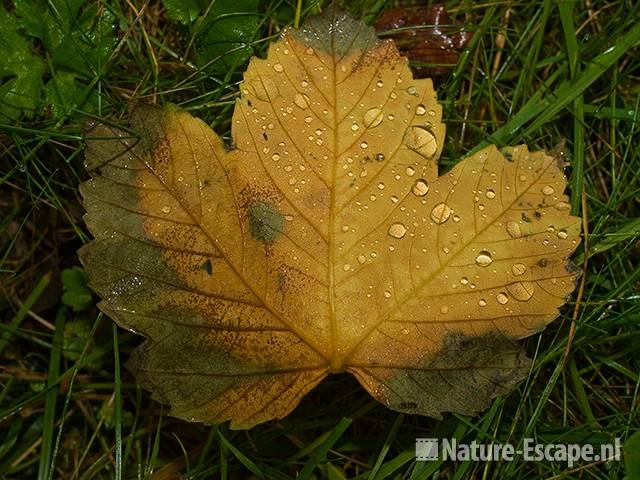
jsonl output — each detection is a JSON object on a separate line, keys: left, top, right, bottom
{"left": 430, "top": 203, "right": 451, "bottom": 224}
{"left": 363, "top": 108, "right": 384, "bottom": 128}
{"left": 388, "top": 222, "right": 407, "bottom": 238}
{"left": 511, "top": 263, "right": 526, "bottom": 276}
{"left": 475, "top": 251, "right": 493, "bottom": 267}
{"left": 496, "top": 292, "right": 509, "bottom": 305}
{"left": 404, "top": 126, "right": 438, "bottom": 159}
{"left": 507, "top": 281, "right": 534, "bottom": 301}
{"left": 506, "top": 221, "right": 522, "bottom": 238}
{"left": 412, "top": 179, "right": 429, "bottom": 196}
{"left": 294, "top": 93, "right": 310, "bottom": 109}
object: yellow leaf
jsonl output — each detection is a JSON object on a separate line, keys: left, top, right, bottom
{"left": 80, "top": 9, "right": 581, "bottom": 429}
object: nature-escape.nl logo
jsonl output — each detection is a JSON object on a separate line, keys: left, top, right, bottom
{"left": 415, "top": 438, "right": 622, "bottom": 467}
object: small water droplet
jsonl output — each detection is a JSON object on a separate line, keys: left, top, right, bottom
{"left": 343, "top": 263, "right": 351, "bottom": 271}
{"left": 511, "top": 263, "right": 526, "bottom": 276}
{"left": 360, "top": 141, "right": 368, "bottom": 149}
{"left": 430, "top": 203, "right": 451, "bottom": 224}
{"left": 304, "top": 116, "right": 312, "bottom": 123}
{"left": 542, "top": 185, "right": 555, "bottom": 195}
{"left": 405, "top": 166, "right": 415, "bottom": 177}
{"left": 301, "top": 79, "right": 309, "bottom": 88}
{"left": 341, "top": 225, "right": 349, "bottom": 232}
{"left": 384, "top": 290, "right": 392, "bottom": 298}
{"left": 271, "top": 153, "right": 280, "bottom": 161}
{"left": 273, "top": 63, "right": 284, "bottom": 72}
{"left": 415, "top": 104, "right": 427, "bottom": 116}
{"left": 486, "top": 189, "right": 496, "bottom": 199}
{"left": 475, "top": 251, "right": 493, "bottom": 267}
{"left": 557, "top": 229, "right": 568, "bottom": 239}
{"left": 376, "top": 80, "right": 384, "bottom": 87}
{"left": 496, "top": 292, "right": 509, "bottom": 305}
{"left": 377, "top": 182, "right": 385, "bottom": 190}
{"left": 388, "top": 222, "right": 407, "bottom": 239}
{"left": 460, "top": 277, "right": 469, "bottom": 285}
{"left": 479, "top": 299, "right": 487, "bottom": 307}
{"left": 375, "top": 153, "right": 385, "bottom": 162}
{"left": 161, "top": 205, "right": 171, "bottom": 214}
{"left": 554, "top": 201, "right": 571, "bottom": 211}
{"left": 440, "top": 305, "right": 449, "bottom": 314}
{"left": 363, "top": 108, "right": 384, "bottom": 128}
{"left": 506, "top": 221, "right": 522, "bottom": 238}
{"left": 453, "top": 214, "right": 461, "bottom": 222}
{"left": 351, "top": 122, "right": 359, "bottom": 131}
{"left": 358, "top": 254, "right": 366, "bottom": 264}
{"left": 412, "top": 179, "right": 429, "bottom": 196}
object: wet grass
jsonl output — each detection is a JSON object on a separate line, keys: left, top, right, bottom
{"left": 0, "top": 0, "right": 639, "bottom": 478}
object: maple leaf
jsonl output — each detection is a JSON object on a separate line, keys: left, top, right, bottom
{"left": 80, "top": 9, "right": 581, "bottom": 429}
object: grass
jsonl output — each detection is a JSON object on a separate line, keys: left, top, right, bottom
{"left": 1, "top": 0, "right": 639, "bottom": 478}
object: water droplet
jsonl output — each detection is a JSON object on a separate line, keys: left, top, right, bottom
{"left": 496, "top": 292, "right": 509, "bottom": 304}
{"left": 271, "top": 153, "right": 280, "bottom": 161}
{"left": 460, "top": 277, "right": 469, "bottom": 285}
{"left": 412, "top": 179, "right": 429, "bottom": 196}
{"left": 506, "top": 221, "right": 522, "bottom": 238}
{"left": 375, "top": 153, "right": 385, "bottom": 162}
{"left": 360, "top": 141, "right": 368, "bottom": 149}
{"left": 304, "top": 116, "right": 312, "bottom": 123}
{"left": 343, "top": 263, "right": 351, "bottom": 272}
{"left": 511, "top": 263, "right": 526, "bottom": 276}
{"left": 440, "top": 305, "right": 449, "bottom": 314}
{"left": 405, "top": 166, "right": 415, "bottom": 176}
{"left": 377, "top": 182, "right": 385, "bottom": 190}
{"left": 557, "top": 229, "right": 568, "bottom": 239}
{"left": 358, "top": 254, "right": 366, "bottom": 264}
{"left": 301, "top": 79, "right": 309, "bottom": 88}
{"left": 554, "top": 201, "right": 571, "bottom": 211}
{"left": 507, "top": 281, "right": 534, "bottom": 301}
{"left": 351, "top": 122, "right": 359, "bottom": 131}
{"left": 475, "top": 251, "right": 493, "bottom": 267}
{"left": 273, "top": 63, "right": 284, "bottom": 73}
{"left": 407, "top": 86, "right": 418, "bottom": 95}
{"left": 453, "top": 214, "right": 461, "bottom": 222}
{"left": 341, "top": 225, "right": 349, "bottom": 232}
{"left": 486, "top": 189, "right": 496, "bottom": 199}
{"left": 388, "top": 222, "right": 407, "bottom": 239}
{"left": 294, "top": 93, "right": 310, "bottom": 109}
{"left": 542, "top": 185, "right": 555, "bottom": 195}
{"left": 161, "top": 205, "right": 171, "bottom": 214}
{"left": 479, "top": 299, "right": 487, "bottom": 307}
{"left": 415, "top": 104, "right": 427, "bottom": 116}
{"left": 430, "top": 203, "right": 451, "bottom": 224}
{"left": 384, "top": 290, "right": 392, "bottom": 298}
{"left": 404, "top": 126, "right": 438, "bottom": 158}
{"left": 363, "top": 108, "right": 384, "bottom": 128}
{"left": 376, "top": 80, "right": 384, "bottom": 87}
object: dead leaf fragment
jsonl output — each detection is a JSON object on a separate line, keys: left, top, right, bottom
{"left": 374, "top": 4, "right": 472, "bottom": 77}
{"left": 80, "top": 8, "right": 581, "bottom": 429}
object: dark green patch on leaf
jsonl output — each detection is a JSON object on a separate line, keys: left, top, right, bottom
{"left": 249, "top": 201, "right": 284, "bottom": 245}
